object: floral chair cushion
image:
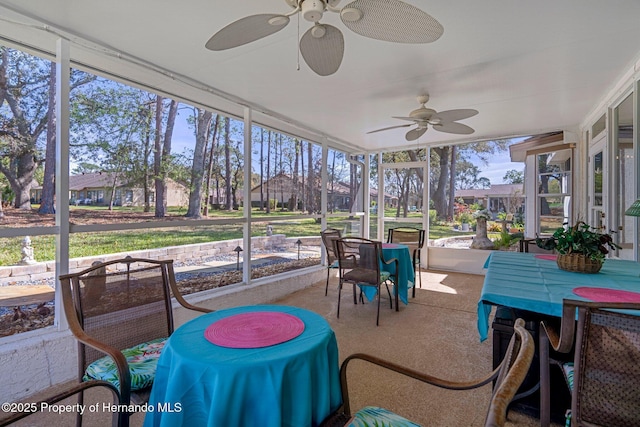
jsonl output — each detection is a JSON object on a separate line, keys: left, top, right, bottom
{"left": 348, "top": 406, "right": 421, "bottom": 427}
{"left": 83, "top": 337, "right": 167, "bottom": 391}
{"left": 562, "top": 362, "right": 574, "bottom": 391}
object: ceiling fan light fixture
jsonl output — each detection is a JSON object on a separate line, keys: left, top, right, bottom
{"left": 301, "top": 0, "right": 325, "bottom": 22}
{"left": 311, "top": 24, "right": 327, "bottom": 38}
{"left": 268, "top": 16, "right": 290, "bottom": 26}
{"left": 340, "top": 7, "right": 363, "bottom": 22}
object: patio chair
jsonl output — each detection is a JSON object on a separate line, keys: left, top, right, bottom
{"left": 539, "top": 299, "right": 640, "bottom": 427}
{"left": 335, "top": 237, "right": 398, "bottom": 326}
{"left": 321, "top": 318, "right": 534, "bottom": 427}
{"left": 518, "top": 237, "right": 553, "bottom": 254}
{"left": 387, "top": 227, "right": 425, "bottom": 296}
{"left": 59, "top": 257, "right": 212, "bottom": 427}
{"left": 0, "top": 380, "right": 120, "bottom": 427}
{"left": 321, "top": 228, "right": 342, "bottom": 296}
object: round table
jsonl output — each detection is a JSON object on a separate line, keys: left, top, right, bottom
{"left": 144, "top": 305, "right": 342, "bottom": 427}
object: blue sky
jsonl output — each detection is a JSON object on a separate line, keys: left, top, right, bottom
{"left": 478, "top": 150, "right": 524, "bottom": 185}
{"left": 169, "top": 110, "right": 525, "bottom": 185}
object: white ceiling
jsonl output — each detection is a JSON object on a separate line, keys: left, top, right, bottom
{"left": 1, "top": 0, "right": 640, "bottom": 153}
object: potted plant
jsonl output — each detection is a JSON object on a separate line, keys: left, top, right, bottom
{"left": 536, "top": 221, "right": 621, "bottom": 273}
{"left": 458, "top": 212, "right": 473, "bottom": 231}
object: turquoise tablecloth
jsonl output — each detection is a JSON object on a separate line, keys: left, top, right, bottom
{"left": 477, "top": 251, "right": 640, "bottom": 341}
{"left": 361, "top": 243, "right": 415, "bottom": 305}
{"left": 144, "top": 305, "right": 342, "bottom": 427}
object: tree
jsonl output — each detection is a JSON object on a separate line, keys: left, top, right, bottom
{"left": 70, "top": 79, "right": 157, "bottom": 210}
{"left": 0, "top": 47, "right": 95, "bottom": 212}
{"left": 202, "top": 114, "right": 220, "bottom": 216}
{"left": 503, "top": 169, "right": 524, "bottom": 184}
{"left": 37, "top": 63, "right": 57, "bottom": 214}
{"left": 429, "top": 139, "right": 511, "bottom": 219}
{"left": 0, "top": 47, "right": 54, "bottom": 210}
{"left": 153, "top": 96, "right": 178, "bottom": 218}
{"left": 186, "top": 108, "right": 212, "bottom": 218}
{"left": 223, "top": 117, "right": 232, "bottom": 210}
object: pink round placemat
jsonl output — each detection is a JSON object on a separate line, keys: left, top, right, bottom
{"left": 535, "top": 254, "right": 557, "bottom": 261}
{"left": 573, "top": 287, "right": 640, "bottom": 303}
{"left": 382, "top": 243, "right": 400, "bottom": 249}
{"left": 204, "top": 311, "right": 305, "bottom": 348}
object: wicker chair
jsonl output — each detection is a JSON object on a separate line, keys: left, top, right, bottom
{"left": 335, "top": 237, "right": 398, "bottom": 326}
{"left": 321, "top": 228, "right": 342, "bottom": 296}
{"left": 387, "top": 227, "right": 425, "bottom": 297}
{"left": 321, "top": 318, "right": 534, "bottom": 427}
{"left": 0, "top": 380, "right": 120, "bottom": 427}
{"left": 539, "top": 299, "right": 640, "bottom": 427}
{"left": 59, "top": 257, "right": 212, "bottom": 427}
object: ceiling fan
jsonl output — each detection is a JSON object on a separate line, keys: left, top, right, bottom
{"left": 205, "top": 0, "right": 444, "bottom": 76}
{"left": 367, "top": 95, "right": 479, "bottom": 141}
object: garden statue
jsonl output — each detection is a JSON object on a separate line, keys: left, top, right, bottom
{"left": 470, "top": 210, "right": 494, "bottom": 250}
{"left": 266, "top": 225, "right": 273, "bottom": 236}
{"left": 19, "top": 236, "right": 37, "bottom": 265}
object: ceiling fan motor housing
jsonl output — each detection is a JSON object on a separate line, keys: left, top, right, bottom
{"left": 302, "top": 0, "right": 325, "bottom": 22}
{"left": 410, "top": 107, "right": 436, "bottom": 120}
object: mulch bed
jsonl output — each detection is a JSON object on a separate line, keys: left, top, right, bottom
{"left": 0, "top": 257, "right": 320, "bottom": 338}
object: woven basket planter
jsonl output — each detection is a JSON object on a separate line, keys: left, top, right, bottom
{"left": 557, "top": 253, "right": 603, "bottom": 274}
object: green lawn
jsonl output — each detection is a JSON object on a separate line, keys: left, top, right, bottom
{"left": 0, "top": 207, "right": 509, "bottom": 265}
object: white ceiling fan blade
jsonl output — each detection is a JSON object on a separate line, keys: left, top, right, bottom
{"left": 340, "top": 0, "right": 443, "bottom": 43}
{"left": 367, "top": 123, "right": 413, "bottom": 134}
{"left": 433, "top": 122, "right": 475, "bottom": 135}
{"left": 432, "top": 109, "right": 479, "bottom": 123}
{"left": 300, "top": 24, "right": 344, "bottom": 76}
{"left": 391, "top": 116, "right": 417, "bottom": 122}
{"left": 206, "top": 14, "right": 290, "bottom": 51}
{"left": 406, "top": 127, "right": 427, "bottom": 141}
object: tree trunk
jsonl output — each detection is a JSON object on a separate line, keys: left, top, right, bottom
{"left": 186, "top": 109, "right": 212, "bottom": 218}
{"left": 203, "top": 114, "right": 220, "bottom": 216}
{"left": 448, "top": 145, "right": 457, "bottom": 220}
{"left": 224, "top": 117, "right": 232, "bottom": 210}
{"left": 153, "top": 96, "right": 165, "bottom": 217}
{"left": 300, "top": 141, "right": 306, "bottom": 212}
{"left": 431, "top": 146, "right": 450, "bottom": 220}
{"left": 266, "top": 131, "right": 271, "bottom": 214}
{"left": 162, "top": 99, "right": 178, "bottom": 207}
{"left": 289, "top": 139, "right": 300, "bottom": 211}
{"left": 38, "top": 62, "right": 57, "bottom": 215}
{"left": 307, "top": 142, "right": 314, "bottom": 214}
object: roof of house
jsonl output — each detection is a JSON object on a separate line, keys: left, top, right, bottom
{"left": 66, "top": 172, "right": 125, "bottom": 191}
{"left": 456, "top": 184, "right": 524, "bottom": 198}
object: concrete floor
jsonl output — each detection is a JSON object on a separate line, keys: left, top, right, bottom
{"left": 3, "top": 269, "right": 562, "bottom": 426}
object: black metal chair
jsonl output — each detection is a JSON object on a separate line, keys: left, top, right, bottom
{"left": 335, "top": 237, "right": 398, "bottom": 326}
{"left": 321, "top": 318, "right": 534, "bottom": 427}
{"left": 539, "top": 299, "right": 640, "bottom": 427}
{"left": 387, "top": 227, "right": 425, "bottom": 297}
{"left": 320, "top": 228, "right": 342, "bottom": 296}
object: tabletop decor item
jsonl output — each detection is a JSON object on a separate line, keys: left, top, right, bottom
{"left": 535, "top": 221, "right": 621, "bottom": 273}
{"left": 204, "top": 311, "right": 305, "bottom": 348}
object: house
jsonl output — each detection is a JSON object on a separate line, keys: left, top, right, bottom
{"left": 31, "top": 172, "right": 189, "bottom": 207}
{"left": 455, "top": 184, "right": 525, "bottom": 216}
{"left": 250, "top": 172, "right": 397, "bottom": 211}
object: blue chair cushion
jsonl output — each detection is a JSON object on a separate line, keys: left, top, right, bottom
{"left": 83, "top": 337, "right": 167, "bottom": 391}
{"left": 348, "top": 406, "right": 421, "bottom": 427}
